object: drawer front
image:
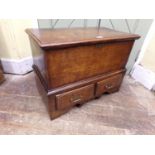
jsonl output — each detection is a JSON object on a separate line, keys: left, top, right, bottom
{"left": 56, "top": 84, "right": 94, "bottom": 110}
{"left": 95, "top": 73, "right": 124, "bottom": 97}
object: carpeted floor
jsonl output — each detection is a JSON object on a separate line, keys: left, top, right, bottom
{"left": 0, "top": 72, "right": 155, "bottom": 134}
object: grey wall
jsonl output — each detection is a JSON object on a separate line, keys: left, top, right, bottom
{"left": 38, "top": 19, "right": 153, "bottom": 73}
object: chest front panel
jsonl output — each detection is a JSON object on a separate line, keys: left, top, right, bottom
{"left": 45, "top": 41, "right": 134, "bottom": 89}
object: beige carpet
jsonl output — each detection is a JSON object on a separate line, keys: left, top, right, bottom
{"left": 0, "top": 72, "right": 155, "bottom": 134}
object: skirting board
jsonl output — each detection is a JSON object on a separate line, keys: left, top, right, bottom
{"left": 131, "top": 64, "right": 155, "bottom": 91}
{"left": 1, "top": 57, "right": 33, "bottom": 75}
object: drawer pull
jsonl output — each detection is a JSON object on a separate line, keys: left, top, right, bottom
{"left": 70, "top": 95, "right": 83, "bottom": 103}
{"left": 71, "top": 98, "right": 82, "bottom": 103}
{"left": 105, "top": 84, "right": 113, "bottom": 89}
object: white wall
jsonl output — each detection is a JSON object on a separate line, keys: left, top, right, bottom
{"left": 0, "top": 19, "right": 38, "bottom": 74}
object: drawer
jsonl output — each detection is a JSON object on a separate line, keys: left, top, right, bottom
{"left": 95, "top": 73, "right": 124, "bottom": 97}
{"left": 56, "top": 84, "right": 94, "bottom": 110}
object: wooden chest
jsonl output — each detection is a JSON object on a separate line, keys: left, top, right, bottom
{"left": 26, "top": 28, "right": 140, "bottom": 120}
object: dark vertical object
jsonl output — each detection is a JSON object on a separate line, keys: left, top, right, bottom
{"left": 0, "top": 60, "right": 5, "bottom": 84}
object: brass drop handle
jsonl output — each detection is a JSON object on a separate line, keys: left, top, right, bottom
{"left": 105, "top": 84, "right": 113, "bottom": 89}
{"left": 70, "top": 95, "right": 83, "bottom": 103}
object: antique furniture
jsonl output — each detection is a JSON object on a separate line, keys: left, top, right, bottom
{"left": 0, "top": 60, "right": 5, "bottom": 84}
{"left": 26, "top": 28, "right": 140, "bottom": 120}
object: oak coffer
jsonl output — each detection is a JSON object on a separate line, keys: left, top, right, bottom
{"left": 26, "top": 28, "right": 140, "bottom": 120}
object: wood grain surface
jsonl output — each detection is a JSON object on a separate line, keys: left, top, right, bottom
{"left": 26, "top": 27, "right": 140, "bottom": 49}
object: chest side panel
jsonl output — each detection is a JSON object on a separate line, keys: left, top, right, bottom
{"left": 29, "top": 37, "right": 49, "bottom": 88}
{"left": 46, "top": 40, "right": 134, "bottom": 88}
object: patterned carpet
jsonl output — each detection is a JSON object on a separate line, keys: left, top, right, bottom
{"left": 0, "top": 72, "right": 155, "bottom": 134}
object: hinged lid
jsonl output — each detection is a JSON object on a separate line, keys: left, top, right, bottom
{"left": 26, "top": 27, "right": 140, "bottom": 49}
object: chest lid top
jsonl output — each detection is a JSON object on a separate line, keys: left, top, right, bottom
{"left": 26, "top": 27, "right": 140, "bottom": 49}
